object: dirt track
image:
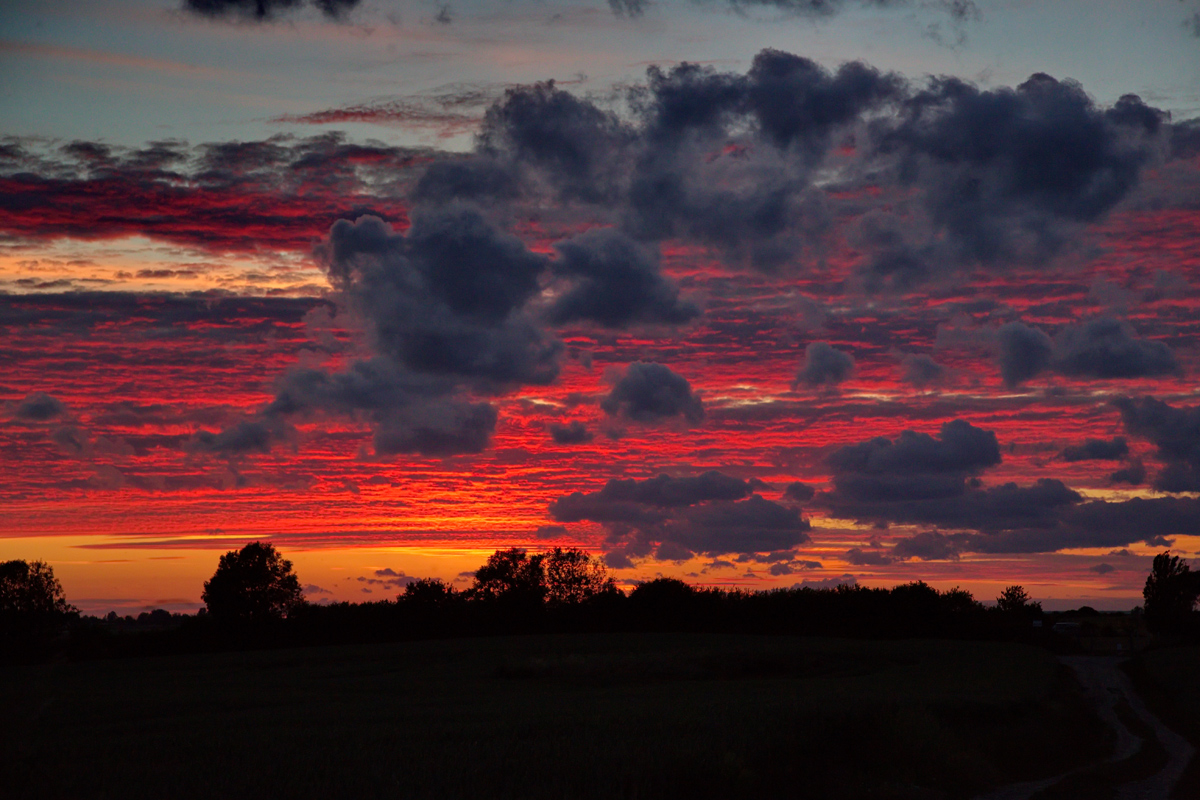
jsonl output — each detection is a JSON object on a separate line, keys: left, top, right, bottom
{"left": 976, "top": 656, "right": 1194, "bottom": 800}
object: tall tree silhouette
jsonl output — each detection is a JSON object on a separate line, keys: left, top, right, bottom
{"left": 471, "top": 548, "right": 546, "bottom": 605}
{"left": 202, "top": 541, "right": 303, "bottom": 622}
{"left": 0, "top": 560, "right": 76, "bottom": 651}
{"left": 0, "top": 560, "right": 74, "bottom": 616}
{"left": 1143, "top": 551, "right": 1200, "bottom": 635}
{"left": 544, "top": 547, "right": 615, "bottom": 605}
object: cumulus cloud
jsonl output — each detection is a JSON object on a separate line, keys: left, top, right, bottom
{"left": 548, "top": 420, "right": 593, "bottom": 445}
{"left": 601, "top": 361, "right": 704, "bottom": 424}
{"left": 549, "top": 471, "right": 810, "bottom": 562}
{"left": 1053, "top": 318, "right": 1179, "bottom": 380}
{"left": 1116, "top": 396, "right": 1200, "bottom": 491}
{"left": 187, "top": 419, "right": 290, "bottom": 456}
{"left": 795, "top": 342, "right": 855, "bottom": 388}
{"left": 1109, "top": 460, "right": 1146, "bottom": 486}
{"left": 863, "top": 75, "right": 1164, "bottom": 288}
{"left": 198, "top": 206, "right": 571, "bottom": 459}
{"left": 995, "top": 322, "right": 1053, "bottom": 387}
{"left": 549, "top": 228, "right": 698, "bottom": 327}
{"left": 996, "top": 318, "right": 1179, "bottom": 386}
{"left": 817, "top": 420, "right": 1194, "bottom": 556}
{"left": 13, "top": 392, "right": 67, "bottom": 421}
{"left": 825, "top": 419, "right": 1001, "bottom": 503}
{"left": 892, "top": 531, "right": 964, "bottom": 561}
{"left": 783, "top": 481, "right": 816, "bottom": 503}
{"left": 845, "top": 548, "right": 893, "bottom": 566}
{"left": 899, "top": 353, "right": 946, "bottom": 387}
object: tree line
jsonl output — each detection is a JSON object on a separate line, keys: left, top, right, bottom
{"left": 3, "top": 543, "right": 1199, "bottom": 661}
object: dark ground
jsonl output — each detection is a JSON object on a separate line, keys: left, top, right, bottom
{"left": 1, "top": 634, "right": 1113, "bottom": 800}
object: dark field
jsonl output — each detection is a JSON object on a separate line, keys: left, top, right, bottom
{"left": 1, "top": 634, "right": 1111, "bottom": 799}
{"left": 1127, "top": 646, "right": 1200, "bottom": 798}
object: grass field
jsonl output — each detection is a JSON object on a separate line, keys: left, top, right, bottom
{"left": 1, "top": 634, "right": 1111, "bottom": 799}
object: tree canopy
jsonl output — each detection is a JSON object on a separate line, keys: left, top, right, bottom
{"left": 0, "top": 559, "right": 74, "bottom": 617}
{"left": 1143, "top": 551, "right": 1200, "bottom": 635}
{"left": 470, "top": 547, "right": 614, "bottom": 606}
{"left": 201, "top": 541, "right": 304, "bottom": 622}
{"left": 996, "top": 585, "right": 1042, "bottom": 615}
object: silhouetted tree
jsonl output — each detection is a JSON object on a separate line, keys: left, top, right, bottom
{"left": 1143, "top": 551, "right": 1200, "bottom": 635}
{"left": 543, "top": 548, "right": 616, "bottom": 605}
{"left": 996, "top": 585, "right": 1041, "bottom": 615}
{"left": 0, "top": 560, "right": 76, "bottom": 654}
{"left": 202, "top": 541, "right": 303, "bottom": 622}
{"left": 0, "top": 560, "right": 74, "bottom": 617}
{"left": 471, "top": 548, "right": 547, "bottom": 605}
{"left": 941, "top": 587, "right": 984, "bottom": 614}
{"left": 401, "top": 577, "right": 459, "bottom": 606}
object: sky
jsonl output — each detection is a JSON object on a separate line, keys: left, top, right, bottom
{"left": 1, "top": 0, "right": 1199, "bottom": 615}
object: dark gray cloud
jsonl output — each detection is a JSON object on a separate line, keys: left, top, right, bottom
{"left": 535, "top": 524, "right": 568, "bottom": 539}
{"left": 265, "top": 358, "right": 499, "bottom": 458}
{"left": 766, "top": 559, "right": 823, "bottom": 575}
{"left": 819, "top": 420, "right": 1197, "bottom": 556}
{"left": 996, "top": 317, "right": 1179, "bottom": 386}
{"left": 187, "top": 214, "right": 561, "bottom": 459}
{"left": 549, "top": 228, "right": 698, "bottom": 327}
{"left": 845, "top": 548, "right": 893, "bottom": 566}
{"left": 550, "top": 470, "right": 754, "bottom": 522}
{"left": 549, "top": 471, "right": 809, "bottom": 560}
{"left": 13, "top": 392, "right": 67, "bottom": 421}
{"left": 372, "top": 402, "right": 497, "bottom": 456}
{"left": 864, "top": 75, "right": 1164, "bottom": 287}
{"left": 187, "top": 419, "right": 287, "bottom": 456}
{"left": 1109, "top": 460, "right": 1146, "bottom": 486}
{"left": 962, "top": 495, "right": 1199, "bottom": 554}
{"left": 783, "top": 481, "right": 815, "bottom": 503}
{"left": 320, "top": 210, "right": 558, "bottom": 387}
{"left": 667, "top": 495, "right": 811, "bottom": 555}
{"left": 1089, "top": 563, "right": 1116, "bottom": 574}
{"left": 1053, "top": 317, "right": 1179, "bottom": 380}
{"left": 892, "top": 531, "right": 964, "bottom": 561}
{"left": 475, "top": 52, "right": 903, "bottom": 270}
{"left": 795, "top": 342, "right": 855, "bottom": 388}
{"left": 835, "top": 478, "right": 1082, "bottom": 533}
{"left": 1115, "top": 396, "right": 1200, "bottom": 491}
{"left": 183, "top": 0, "right": 358, "bottom": 21}
{"left": 213, "top": 207, "right": 566, "bottom": 458}
{"left": 478, "top": 81, "right": 634, "bottom": 204}
{"left": 826, "top": 419, "right": 1000, "bottom": 503}
{"left": 995, "top": 322, "right": 1053, "bottom": 387}
{"left": 600, "top": 361, "right": 704, "bottom": 424}
{"left": 900, "top": 353, "right": 946, "bottom": 387}
{"left": 412, "top": 158, "right": 519, "bottom": 206}
{"left": 548, "top": 420, "right": 593, "bottom": 445}
{"left": 1061, "top": 437, "right": 1129, "bottom": 462}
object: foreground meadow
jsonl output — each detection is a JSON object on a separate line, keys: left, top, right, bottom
{"left": 1, "top": 634, "right": 1109, "bottom": 799}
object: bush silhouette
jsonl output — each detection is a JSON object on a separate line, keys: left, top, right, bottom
{"left": 202, "top": 542, "right": 303, "bottom": 623}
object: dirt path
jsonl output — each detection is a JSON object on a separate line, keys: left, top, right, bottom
{"left": 975, "top": 656, "right": 1194, "bottom": 800}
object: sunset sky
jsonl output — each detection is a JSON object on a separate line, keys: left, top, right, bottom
{"left": 2, "top": 0, "right": 1199, "bottom": 615}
